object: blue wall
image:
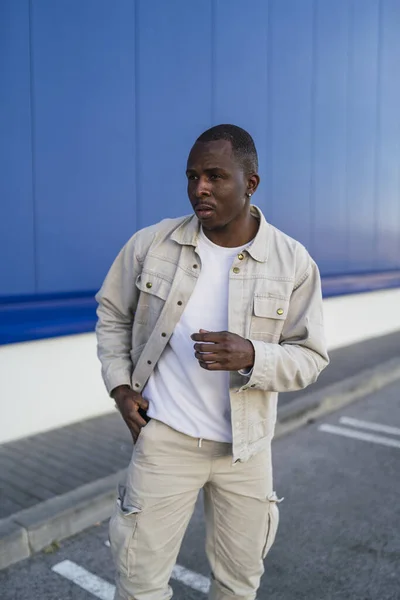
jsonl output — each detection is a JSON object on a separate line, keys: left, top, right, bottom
{"left": 1, "top": 0, "right": 400, "bottom": 343}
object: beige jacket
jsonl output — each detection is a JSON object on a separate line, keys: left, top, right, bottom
{"left": 95, "top": 206, "right": 329, "bottom": 462}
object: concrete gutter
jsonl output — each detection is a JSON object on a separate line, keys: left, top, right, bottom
{"left": 2, "top": 356, "right": 400, "bottom": 571}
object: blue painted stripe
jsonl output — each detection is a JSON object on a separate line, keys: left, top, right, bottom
{"left": 0, "top": 295, "right": 97, "bottom": 345}
{"left": 1, "top": 270, "right": 399, "bottom": 345}
{"left": 322, "top": 270, "right": 400, "bottom": 297}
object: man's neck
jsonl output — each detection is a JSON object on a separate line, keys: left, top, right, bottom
{"left": 202, "top": 213, "right": 259, "bottom": 248}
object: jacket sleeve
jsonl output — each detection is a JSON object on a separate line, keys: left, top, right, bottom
{"left": 95, "top": 236, "right": 141, "bottom": 396}
{"left": 243, "top": 257, "right": 329, "bottom": 393}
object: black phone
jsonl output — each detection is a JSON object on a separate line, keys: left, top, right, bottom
{"left": 138, "top": 407, "right": 151, "bottom": 423}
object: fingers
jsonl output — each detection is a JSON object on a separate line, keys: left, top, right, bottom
{"left": 122, "top": 402, "right": 147, "bottom": 430}
{"left": 130, "top": 423, "right": 140, "bottom": 442}
{"left": 137, "top": 396, "right": 149, "bottom": 411}
{"left": 126, "top": 413, "right": 146, "bottom": 443}
{"left": 194, "top": 351, "right": 220, "bottom": 363}
{"left": 191, "top": 331, "right": 227, "bottom": 343}
{"left": 199, "top": 360, "right": 223, "bottom": 371}
{"left": 193, "top": 342, "right": 222, "bottom": 353}
{"left": 129, "top": 410, "right": 147, "bottom": 429}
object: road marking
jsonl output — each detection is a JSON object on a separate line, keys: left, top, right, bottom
{"left": 172, "top": 564, "right": 210, "bottom": 594}
{"left": 53, "top": 560, "right": 210, "bottom": 597}
{"left": 319, "top": 424, "right": 400, "bottom": 449}
{"left": 52, "top": 560, "right": 114, "bottom": 600}
{"left": 339, "top": 416, "right": 400, "bottom": 437}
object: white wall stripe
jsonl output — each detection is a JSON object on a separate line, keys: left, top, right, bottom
{"left": 339, "top": 417, "right": 400, "bottom": 437}
{"left": 52, "top": 560, "right": 114, "bottom": 600}
{"left": 319, "top": 424, "right": 400, "bottom": 449}
{"left": 172, "top": 564, "right": 210, "bottom": 594}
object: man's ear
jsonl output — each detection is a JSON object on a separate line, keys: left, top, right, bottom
{"left": 247, "top": 173, "right": 260, "bottom": 196}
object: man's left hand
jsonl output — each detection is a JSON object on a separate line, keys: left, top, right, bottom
{"left": 191, "top": 330, "right": 255, "bottom": 371}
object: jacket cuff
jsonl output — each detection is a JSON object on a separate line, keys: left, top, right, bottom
{"left": 238, "top": 340, "right": 275, "bottom": 391}
{"left": 238, "top": 366, "right": 254, "bottom": 377}
{"left": 104, "top": 368, "right": 132, "bottom": 397}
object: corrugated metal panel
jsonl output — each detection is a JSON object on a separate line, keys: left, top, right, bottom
{"left": 375, "top": 0, "right": 400, "bottom": 271}
{"left": 266, "top": 0, "right": 315, "bottom": 250}
{"left": 135, "top": 0, "right": 213, "bottom": 229}
{"left": 213, "top": 0, "right": 269, "bottom": 216}
{"left": 313, "top": 0, "right": 349, "bottom": 274}
{"left": 0, "top": 0, "right": 35, "bottom": 295}
{"left": 31, "top": 0, "right": 137, "bottom": 292}
{"left": 1, "top": 0, "right": 400, "bottom": 343}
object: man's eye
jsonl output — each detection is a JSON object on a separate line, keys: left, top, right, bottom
{"left": 187, "top": 174, "right": 198, "bottom": 181}
{"left": 209, "top": 174, "right": 221, "bottom": 181}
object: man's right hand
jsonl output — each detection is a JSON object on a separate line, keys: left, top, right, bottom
{"left": 111, "top": 385, "right": 149, "bottom": 443}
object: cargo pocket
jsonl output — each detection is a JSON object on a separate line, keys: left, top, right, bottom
{"left": 262, "top": 491, "right": 283, "bottom": 558}
{"left": 109, "top": 484, "right": 142, "bottom": 578}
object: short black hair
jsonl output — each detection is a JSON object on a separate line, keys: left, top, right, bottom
{"left": 196, "top": 124, "right": 258, "bottom": 174}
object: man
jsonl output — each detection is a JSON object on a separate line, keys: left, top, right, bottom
{"left": 95, "top": 124, "right": 329, "bottom": 600}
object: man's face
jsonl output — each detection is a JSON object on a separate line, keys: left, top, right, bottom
{"left": 186, "top": 140, "right": 250, "bottom": 230}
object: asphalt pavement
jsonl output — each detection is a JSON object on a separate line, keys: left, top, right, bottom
{"left": 1, "top": 379, "right": 399, "bottom": 599}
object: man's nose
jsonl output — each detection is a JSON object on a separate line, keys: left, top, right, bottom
{"left": 195, "top": 176, "right": 211, "bottom": 197}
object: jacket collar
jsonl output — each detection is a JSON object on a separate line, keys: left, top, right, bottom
{"left": 170, "top": 204, "right": 270, "bottom": 263}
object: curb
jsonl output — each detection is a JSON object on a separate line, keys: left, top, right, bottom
{"left": 0, "top": 469, "right": 126, "bottom": 571}
{"left": 1, "top": 356, "right": 400, "bottom": 571}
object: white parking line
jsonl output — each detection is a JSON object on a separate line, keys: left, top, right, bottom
{"left": 52, "top": 560, "right": 114, "bottom": 600}
{"left": 172, "top": 564, "right": 210, "bottom": 594}
{"left": 52, "top": 559, "right": 210, "bottom": 597}
{"left": 339, "top": 417, "right": 400, "bottom": 437}
{"left": 103, "top": 540, "right": 209, "bottom": 592}
{"left": 319, "top": 424, "right": 400, "bottom": 449}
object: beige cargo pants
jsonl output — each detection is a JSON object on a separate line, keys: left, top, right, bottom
{"left": 109, "top": 419, "right": 281, "bottom": 600}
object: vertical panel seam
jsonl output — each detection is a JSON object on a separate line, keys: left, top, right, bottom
{"left": 374, "top": 0, "right": 383, "bottom": 269}
{"left": 211, "top": 0, "right": 215, "bottom": 124}
{"left": 263, "top": 0, "right": 270, "bottom": 214}
{"left": 397, "top": 3, "right": 400, "bottom": 269}
{"left": 373, "top": 0, "right": 383, "bottom": 269}
{"left": 134, "top": 0, "right": 140, "bottom": 231}
{"left": 28, "top": 0, "right": 38, "bottom": 291}
{"left": 394, "top": 0, "right": 400, "bottom": 269}
{"left": 309, "top": 0, "right": 317, "bottom": 258}
{"left": 344, "top": 0, "right": 354, "bottom": 273}
{"left": 266, "top": 0, "right": 273, "bottom": 223}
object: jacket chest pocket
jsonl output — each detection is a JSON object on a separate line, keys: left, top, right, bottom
{"left": 134, "top": 273, "right": 172, "bottom": 325}
{"left": 249, "top": 295, "right": 289, "bottom": 342}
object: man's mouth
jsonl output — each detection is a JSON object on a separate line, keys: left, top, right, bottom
{"left": 195, "top": 204, "right": 216, "bottom": 219}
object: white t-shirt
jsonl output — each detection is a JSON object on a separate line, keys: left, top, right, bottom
{"left": 143, "top": 228, "right": 250, "bottom": 442}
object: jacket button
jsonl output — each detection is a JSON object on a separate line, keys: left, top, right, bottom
{"left": 161, "top": 332, "right": 167, "bottom": 337}
{"left": 147, "top": 360, "right": 152, "bottom": 365}
{"left": 233, "top": 267, "right": 240, "bottom": 274}
{"left": 177, "top": 301, "right": 183, "bottom": 306}
{"left": 146, "top": 282, "right": 152, "bottom": 289}
{"left": 238, "top": 253, "right": 244, "bottom": 260}
{"left": 134, "top": 383, "right": 140, "bottom": 388}
{"left": 193, "top": 264, "right": 198, "bottom": 269}
{"left": 277, "top": 308, "right": 284, "bottom": 315}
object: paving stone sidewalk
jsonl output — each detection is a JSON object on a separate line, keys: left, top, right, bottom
{"left": 1, "top": 330, "right": 400, "bottom": 520}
